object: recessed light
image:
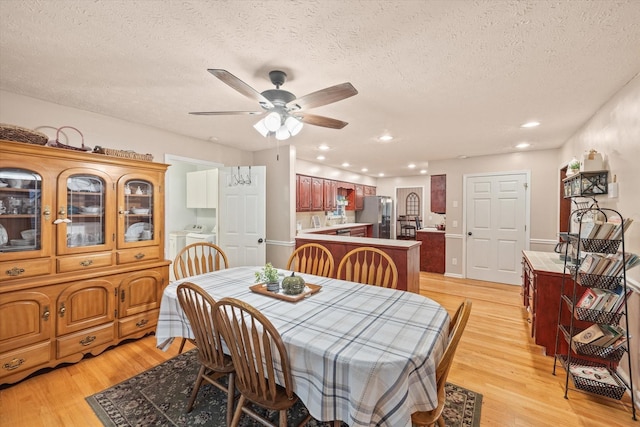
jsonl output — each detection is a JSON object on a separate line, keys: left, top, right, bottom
{"left": 520, "top": 121, "right": 540, "bottom": 128}
{"left": 420, "top": 170, "right": 427, "bottom": 174}
{"left": 379, "top": 135, "right": 393, "bottom": 142}
{"left": 457, "top": 155, "right": 468, "bottom": 159}
{"left": 361, "top": 167, "right": 368, "bottom": 172}
{"left": 342, "top": 162, "right": 350, "bottom": 167}
{"left": 316, "top": 155, "right": 325, "bottom": 160}
{"left": 318, "top": 144, "right": 330, "bottom": 151}
{"left": 408, "top": 163, "right": 416, "bottom": 169}
{"left": 515, "top": 142, "right": 530, "bottom": 149}
{"left": 378, "top": 172, "right": 385, "bottom": 177}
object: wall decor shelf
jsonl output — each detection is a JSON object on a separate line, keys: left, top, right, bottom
{"left": 552, "top": 206, "right": 636, "bottom": 420}
{"left": 562, "top": 171, "right": 608, "bottom": 198}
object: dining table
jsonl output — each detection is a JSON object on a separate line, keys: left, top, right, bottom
{"left": 156, "top": 266, "right": 450, "bottom": 427}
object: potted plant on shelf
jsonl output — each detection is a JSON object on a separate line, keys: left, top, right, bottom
{"left": 256, "top": 263, "right": 280, "bottom": 292}
{"left": 567, "top": 159, "right": 581, "bottom": 176}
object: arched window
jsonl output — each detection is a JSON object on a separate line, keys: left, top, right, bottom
{"left": 406, "top": 192, "right": 420, "bottom": 217}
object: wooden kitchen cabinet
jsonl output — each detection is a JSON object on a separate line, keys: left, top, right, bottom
{"left": 297, "top": 174, "right": 312, "bottom": 211}
{"left": 416, "top": 230, "right": 445, "bottom": 273}
{"left": 0, "top": 140, "right": 169, "bottom": 384}
{"left": 364, "top": 185, "right": 376, "bottom": 196}
{"left": 311, "top": 177, "right": 324, "bottom": 211}
{"left": 521, "top": 251, "right": 589, "bottom": 356}
{"left": 430, "top": 174, "right": 446, "bottom": 214}
{"left": 324, "top": 179, "right": 337, "bottom": 211}
{"left": 355, "top": 184, "right": 364, "bottom": 210}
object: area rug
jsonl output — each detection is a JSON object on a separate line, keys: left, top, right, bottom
{"left": 86, "top": 349, "right": 482, "bottom": 426}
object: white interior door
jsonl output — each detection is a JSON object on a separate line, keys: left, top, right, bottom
{"left": 218, "top": 166, "right": 266, "bottom": 267}
{"left": 465, "top": 172, "right": 528, "bottom": 285}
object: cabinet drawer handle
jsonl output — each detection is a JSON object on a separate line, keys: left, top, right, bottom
{"left": 80, "top": 335, "right": 96, "bottom": 346}
{"left": 135, "top": 253, "right": 145, "bottom": 260}
{"left": 136, "top": 319, "right": 149, "bottom": 328}
{"left": 6, "top": 267, "right": 25, "bottom": 277}
{"left": 3, "top": 358, "right": 25, "bottom": 371}
{"left": 80, "top": 260, "right": 93, "bottom": 267}
{"left": 42, "top": 306, "right": 50, "bottom": 321}
{"left": 59, "top": 303, "right": 66, "bottom": 317}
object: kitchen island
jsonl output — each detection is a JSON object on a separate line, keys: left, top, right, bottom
{"left": 299, "top": 222, "right": 372, "bottom": 237}
{"left": 295, "top": 233, "right": 421, "bottom": 293}
{"left": 416, "top": 228, "right": 446, "bottom": 273}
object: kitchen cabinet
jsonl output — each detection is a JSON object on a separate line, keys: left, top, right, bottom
{"left": 186, "top": 169, "right": 218, "bottom": 208}
{"left": 416, "top": 230, "right": 445, "bottom": 273}
{"left": 0, "top": 140, "right": 169, "bottom": 385}
{"left": 311, "top": 177, "right": 324, "bottom": 211}
{"left": 324, "top": 179, "right": 337, "bottom": 211}
{"left": 297, "top": 174, "right": 312, "bottom": 211}
{"left": 521, "top": 251, "right": 588, "bottom": 356}
{"left": 430, "top": 174, "right": 446, "bottom": 214}
{"left": 364, "top": 185, "right": 376, "bottom": 197}
{"left": 355, "top": 185, "right": 364, "bottom": 210}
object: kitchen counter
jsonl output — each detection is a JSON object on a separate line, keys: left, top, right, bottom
{"left": 522, "top": 250, "right": 565, "bottom": 275}
{"left": 295, "top": 233, "right": 421, "bottom": 293}
{"left": 416, "top": 228, "right": 446, "bottom": 234}
{"left": 299, "top": 222, "right": 372, "bottom": 234}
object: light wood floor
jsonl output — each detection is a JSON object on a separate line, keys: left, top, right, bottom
{"left": 0, "top": 273, "right": 636, "bottom": 426}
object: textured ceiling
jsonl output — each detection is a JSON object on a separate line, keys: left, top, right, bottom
{"left": 1, "top": 0, "right": 639, "bottom": 177}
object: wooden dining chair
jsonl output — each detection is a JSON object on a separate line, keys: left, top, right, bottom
{"left": 176, "top": 282, "right": 236, "bottom": 426}
{"left": 336, "top": 246, "right": 399, "bottom": 289}
{"left": 213, "top": 297, "right": 312, "bottom": 427}
{"left": 411, "top": 299, "right": 473, "bottom": 427}
{"left": 286, "top": 243, "right": 335, "bottom": 277}
{"left": 173, "top": 242, "right": 229, "bottom": 353}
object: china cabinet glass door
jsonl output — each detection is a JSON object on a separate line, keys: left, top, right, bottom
{"left": 56, "top": 170, "right": 114, "bottom": 255}
{"left": 120, "top": 178, "right": 155, "bottom": 246}
{"left": 0, "top": 168, "right": 44, "bottom": 255}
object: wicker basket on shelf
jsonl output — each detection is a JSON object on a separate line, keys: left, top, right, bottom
{"left": 93, "top": 145, "right": 154, "bottom": 162}
{"left": 0, "top": 124, "right": 49, "bottom": 145}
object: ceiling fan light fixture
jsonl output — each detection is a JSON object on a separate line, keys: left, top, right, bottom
{"left": 264, "top": 111, "right": 282, "bottom": 132}
{"left": 275, "top": 125, "right": 290, "bottom": 140}
{"left": 253, "top": 119, "right": 269, "bottom": 137}
{"left": 285, "top": 116, "right": 303, "bottom": 136}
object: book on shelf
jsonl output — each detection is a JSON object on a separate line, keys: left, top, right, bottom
{"left": 579, "top": 221, "right": 600, "bottom": 239}
{"left": 593, "top": 222, "right": 616, "bottom": 240}
{"left": 569, "top": 363, "right": 619, "bottom": 386}
{"left": 590, "top": 288, "right": 614, "bottom": 311}
{"left": 572, "top": 324, "right": 604, "bottom": 344}
{"left": 609, "top": 218, "right": 634, "bottom": 241}
{"left": 590, "top": 324, "right": 625, "bottom": 348}
{"left": 576, "top": 289, "right": 599, "bottom": 309}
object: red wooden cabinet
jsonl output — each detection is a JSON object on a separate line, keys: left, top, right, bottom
{"left": 416, "top": 231, "right": 445, "bottom": 273}
{"left": 311, "top": 177, "right": 324, "bottom": 211}
{"left": 297, "top": 175, "right": 312, "bottom": 212}
{"left": 324, "top": 179, "right": 337, "bottom": 211}
{"left": 355, "top": 185, "right": 364, "bottom": 210}
{"left": 430, "top": 174, "right": 446, "bottom": 214}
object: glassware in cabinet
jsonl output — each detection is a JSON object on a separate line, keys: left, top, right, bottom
{"left": 122, "top": 179, "right": 154, "bottom": 244}
{"left": 0, "top": 168, "right": 43, "bottom": 254}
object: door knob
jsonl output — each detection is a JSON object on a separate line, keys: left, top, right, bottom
{"left": 258, "top": 238, "right": 264, "bottom": 243}
{"left": 468, "top": 232, "right": 473, "bottom": 236}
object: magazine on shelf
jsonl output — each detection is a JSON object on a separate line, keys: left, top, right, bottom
{"left": 569, "top": 363, "right": 619, "bottom": 386}
{"left": 576, "top": 289, "right": 598, "bottom": 309}
{"left": 572, "top": 324, "right": 604, "bottom": 344}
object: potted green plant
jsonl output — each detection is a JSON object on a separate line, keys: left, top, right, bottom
{"left": 567, "top": 159, "right": 581, "bottom": 175}
{"left": 256, "top": 263, "right": 280, "bottom": 291}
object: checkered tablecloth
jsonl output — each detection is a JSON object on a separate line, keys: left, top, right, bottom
{"left": 156, "top": 266, "right": 449, "bottom": 427}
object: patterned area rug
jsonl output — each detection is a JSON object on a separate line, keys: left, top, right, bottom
{"left": 86, "top": 349, "right": 482, "bottom": 426}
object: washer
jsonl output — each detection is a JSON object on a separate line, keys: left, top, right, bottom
{"left": 185, "top": 231, "right": 216, "bottom": 246}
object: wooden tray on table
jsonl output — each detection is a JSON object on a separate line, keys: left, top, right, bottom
{"left": 249, "top": 283, "right": 322, "bottom": 302}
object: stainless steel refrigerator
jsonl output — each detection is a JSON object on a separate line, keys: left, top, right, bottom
{"left": 356, "top": 195, "right": 393, "bottom": 238}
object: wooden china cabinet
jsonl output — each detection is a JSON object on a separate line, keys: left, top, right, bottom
{"left": 0, "top": 140, "right": 169, "bottom": 385}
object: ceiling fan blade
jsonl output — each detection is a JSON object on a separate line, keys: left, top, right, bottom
{"left": 296, "top": 113, "right": 349, "bottom": 129}
{"left": 208, "top": 69, "right": 274, "bottom": 108}
{"left": 287, "top": 82, "right": 357, "bottom": 111}
{"left": 189, "top": 111, "right": 263, "bottom": 116}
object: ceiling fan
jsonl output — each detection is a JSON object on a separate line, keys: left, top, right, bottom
{"left": 190, "top": 69, "right": 358, "bottom": 140}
